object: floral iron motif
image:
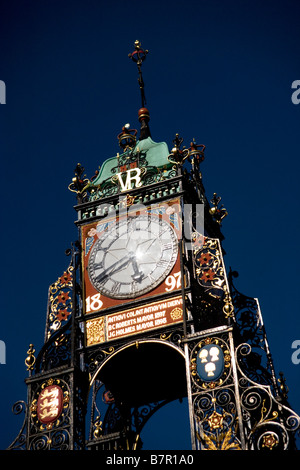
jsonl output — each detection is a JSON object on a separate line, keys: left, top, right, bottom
{"left": 45, "top": 263, "right": 74, "bottom": 341}
{"left": 192, "top": 233, "right": 225, "bottom": 296}
{"left": 197, "top": 420, "right": 241, "bottom": 450}
{"left": 191, "top": 232, "right": 234, "bottom": 320}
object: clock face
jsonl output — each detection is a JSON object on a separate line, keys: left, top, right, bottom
{"left": 87, "top": 215, "right": 178, "bottom": 299}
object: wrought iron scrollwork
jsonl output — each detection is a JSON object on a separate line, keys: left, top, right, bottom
{"left": 187, "top": 322, "right": 300, "bottom": 450}
{"left": 236, "top": 342, "right": 300, "bottom": 450}
{"left": 45, "top": 264, "right": 74, "bottom": 341}
{"left": 8, "top": 243, "right": 84, "bottom": 451}
{"left": 6, "top": 401, "right": 28, "bottom": 450}
{"left": 35, "top": 322, "right": 72, "bottom": 373}
{"left": 190, "top": 232, "right": 235, "bottom": 331}
{"left": 187, "top": 332, "right": 242, "bottom": 450}
{"left": 194, "top": 388, "right": 241, "bottom": 450}
{"left": 229, "top": 269, "right": 279, "bottom": 391}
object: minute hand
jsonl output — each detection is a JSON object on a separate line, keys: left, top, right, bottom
{"left": 96, "top": 255, "right": 131, "bottom": 283}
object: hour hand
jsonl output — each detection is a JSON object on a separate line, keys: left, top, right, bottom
{"left": 130, "top": 256, "right": 144, "bottom": 282}
{"left": 96, "top": 256, "right": 130, "bottom": 283}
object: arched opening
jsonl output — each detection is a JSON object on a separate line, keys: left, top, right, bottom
{"left": 88, "top": 339, "right": 190, "bottom": 450}
{"left": 95, "top": 340, "right": 187, "bottom": 406}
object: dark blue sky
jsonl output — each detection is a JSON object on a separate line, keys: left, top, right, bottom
{"left": 1, "top": 0, "right": 300, "bottom": 450}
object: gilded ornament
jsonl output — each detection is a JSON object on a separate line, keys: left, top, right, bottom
{"left": 170, "top": 307, "right": 183, "bottom": 321}
{"left": 30, "top": 399, "right": 37, "bottom": 417}
{"left": 192, "top": 234, "right": 228, "bottom": 298}
{"left": 261, "top": 433, "right": 278, "bottom": 450}
{"left": 207, "top": 411, "right": 224, "bottom": 429}
{"left": 86, "top": 317, "right": 105, "bottom": 346}
{"left": 68, "top": 163, "right": 90, "bottom": 197}
{"left": 93, "top": 417, "right": 103, "bottom": 439}
{"left": 167, "top": 134, "right": 190, "bottom": 166}
{"left": 25, "top": 344, "right": 36, "bottom": 371}
{"left": 190, "top": 358, "right": 197, "bottom": 375}
{"left": 209, "top": 193, "right": 228, "bottom": 225}
{"left": 118, "top": 194, "right": 136, "bottom": 208}
{"left": 197, "top": 429, "right": 241, "bottom": 450}
{"left": 222, "top": 291, "right": 234, "bottom": 318}
{"left": 46, "top": 263, "right": 73, "bottom": 339}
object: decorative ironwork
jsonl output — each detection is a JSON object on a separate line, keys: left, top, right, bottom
{"left": 189, "top": 140, "right": 205, "bottom": 167}
{"left": 24, "top": 374, "right": 72, "bottom": 450}
{"left": 71, "top": 148, "right": 179, "bottom": 206}
{"left": 35, "top": 324, "right": 72, "bottom": 373}
{"left": 209, "top": 193, "right": 228, "bottom": 225}
{"left": 190, "top": 336, "right": 231, "bottom": 390}
{"left": 30, "top": 378, "right": 70, "bottom": 433}
{"left": 7, "top": 401, "right": 28, "bottom": 450}
{"left": 87, "top": 345, "right": 116, "bottom": 380}
{"left": 26, "top": 254, "right": 78, "bottom": 374}
{"left": 112, "top": 146, "right": 146, "bottom": 174}
{"left": 236, "top": 342, "right": 300, "bottom": 450}
{"left": 68, "top": 163, "right": 90, "bottom": 203}
{"left": 117, "top": 124, "right": 138, "bottom": 151}
{"left": 25, "top": 344, "right": 36, "bottom": 373}
{"left": 229, "top": 269, "right": 278, "bottom": 391}
{"left": 191, "top": 232, "right": 234, "bottom": 323}
{"left": 8, "top": 242, "right": 86, "bottom": 451}
{"left": 168, "top": 134, "right": 190, "bottom": 166}
{"left": 78, "top": 176, "right": 181, "bottom": 222}
{"left": 45, "top": 262, "right": 74, "bottom": 341}
{"left": 192, "top": 234, "right": 225, "bottom": 297}
{"left": 196, "top": 415, "right": 241, "bottom": 450}
{"left": 188, "top": 332, "right": 242, "bottom": 450}
{"left": 186, "top": 324, "right": 300, "bottom": 451}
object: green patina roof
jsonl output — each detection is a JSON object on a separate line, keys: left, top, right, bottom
{"left": 91, "top": 137, "right": 171, "bottom": 186}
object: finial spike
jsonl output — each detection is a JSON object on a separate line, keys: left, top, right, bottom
{"left": 128, "top": 41, "right": 151, "bottom": 140}
{"left": 128, "top": 40, "right": 149, "bottom": 108}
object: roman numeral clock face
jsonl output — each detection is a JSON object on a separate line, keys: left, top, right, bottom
{"left": 87, "top": 215, "right": 178, "bottom": 300}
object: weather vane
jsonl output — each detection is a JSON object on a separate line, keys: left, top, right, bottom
{"left": 128, "top": 40, "right": 149, "bottom": 108}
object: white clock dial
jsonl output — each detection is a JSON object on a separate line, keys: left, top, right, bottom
{"left": 88, "top": 215, "right": 178, "bottom": 299}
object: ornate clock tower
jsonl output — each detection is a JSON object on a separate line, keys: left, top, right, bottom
{"left": 9, "top": 41, "right": 300, "bottom": 451}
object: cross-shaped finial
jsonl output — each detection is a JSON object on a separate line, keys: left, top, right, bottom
{"left": 128, "top": 40, "right": 149, "bottom": 108}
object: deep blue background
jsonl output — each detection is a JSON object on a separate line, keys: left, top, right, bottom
{"left": 1, "top": 0, "right": 300, "bottom": 450}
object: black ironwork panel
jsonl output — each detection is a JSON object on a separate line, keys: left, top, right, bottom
{"left": 185, "top": 328, "right": 300, "bottom": 450}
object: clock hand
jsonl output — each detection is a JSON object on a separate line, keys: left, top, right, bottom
{"left": 130, "top": 255, "right": 144, "bottom": 282}
{"left": 96, "top": 255, "right": 131, "bottom": 283}
{"left": 135, "top": 237, "right": 159, "bottom": 255}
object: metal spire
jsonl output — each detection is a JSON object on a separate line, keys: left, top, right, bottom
{"left": 128, "top": 40, "right": 149, "bottom": 108}
{"left": 128, "top": 40, "right": 151, "bottom": 140}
